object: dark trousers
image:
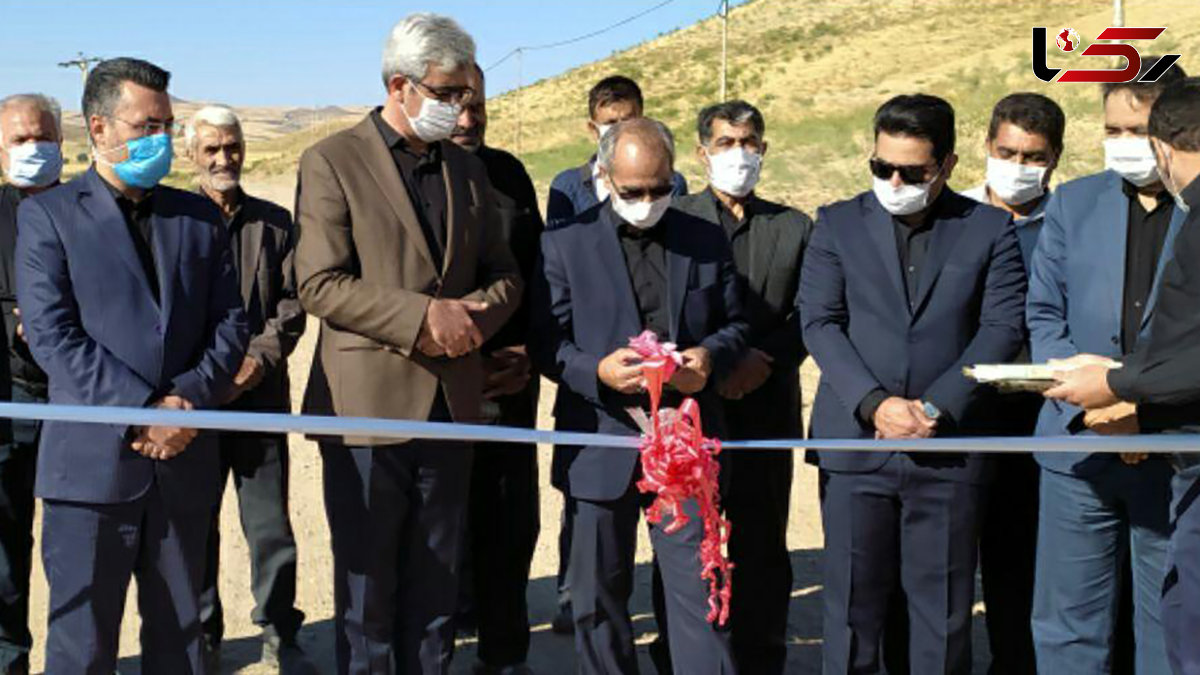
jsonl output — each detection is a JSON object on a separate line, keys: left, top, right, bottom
{"left": 0, "top": 402, "right": 37, "bottom": 675}
{"left": 200, "top": 431, "right": 304, "bottom": 644}
{"left": 725, "top": 449, "right": 793, "bottom": 675}
{"left": 466, "top": 439, "right": 539, "bottom": 667}
{"left": 1164, "top": 464, "right": 1200, "bottom": 675}
{"left": 820, "top": 455, "right": 984, "bottom": 675}
{"left": 321, "top": 437, "right": 473, "bottom": 675}
{"left": 979, "top": 453, "right": 1039, "bottom": 675}
{"left": 42, "top": 483, "right": 211, "bottom": 675}
{"left": 569, "top": 487, "right": 735, "bottom": 675}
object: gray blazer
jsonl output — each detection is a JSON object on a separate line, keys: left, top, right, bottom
{"left": 222, "top": 191, "right": 305, "bottom": 412}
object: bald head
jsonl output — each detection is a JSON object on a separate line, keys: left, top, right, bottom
{"left": 598, "top": 117, "right": 674, "bottom": 201}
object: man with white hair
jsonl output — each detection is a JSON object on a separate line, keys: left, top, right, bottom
{"left": 185, "top": 105, "right": 311, "bottom": 674}
{"left": 0, "top": 92, "right": 60, "bottom": 675}
{"left": 294, "top": 13, "right": 521, "bottom": 674}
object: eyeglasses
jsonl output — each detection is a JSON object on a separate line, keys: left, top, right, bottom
{"left": 111, "top": 116, "right": 174, "bottom": 138}
{"left": 869, "top": 157, "right": 940, "bottom": 185}
{"left": 412, "top": 80, "right": 476, "bottom": 106}
{"left": 611, "top": 181, "right": 674, "bottom": 201}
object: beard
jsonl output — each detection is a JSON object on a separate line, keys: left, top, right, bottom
{"left": 203, "top": 170, "right": 240, "bottom": 192}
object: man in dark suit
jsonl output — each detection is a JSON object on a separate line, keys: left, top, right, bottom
{"left": 798, "top": 94, "right": 1027, "bottom": 674}
{"left": 1026, "top": 62, "right": 1186, "bottom": 675}
{"left": 449, "top": 64, "right": 543, "bottom": 675}
{"left": 0, "top": 92, "right": 60, "bottom": 675}
{"left": 544, "top": 75, "right": 689, "bottom": 634}
{"left": 529, "top": 116, "right": 747, "bottom": 675}
{"left": 673, "top": 100, "right": 810, "bottom": 675}
{"left": 1046, "top": 77, "right": 1200, "bottom": 675}
{"left": 294, "top": 15, "right": 521, "bottom": 674}
{"left": 184, "top": 105, "right": 312, "bottom": 673}
{"left": 14, "top": 57, "right": 248, "bottom": 674}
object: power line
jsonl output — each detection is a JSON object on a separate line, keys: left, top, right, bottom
{"left": 484, "top": 0, "right": 677, "bottom": 72}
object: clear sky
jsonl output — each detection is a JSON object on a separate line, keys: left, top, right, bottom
{"left": 0, "top": 0, "right": 731, "bottom": 111}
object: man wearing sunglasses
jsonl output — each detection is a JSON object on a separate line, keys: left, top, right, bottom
{"left": 799, "top": 94, "right": 1027, "bottom": 674}
{"left": 529, "top": 117, "right": 748, "bottom": 675}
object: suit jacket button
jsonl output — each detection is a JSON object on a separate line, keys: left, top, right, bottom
{"left": 1111, "top": 336, "right": 1119, "bottom": 345}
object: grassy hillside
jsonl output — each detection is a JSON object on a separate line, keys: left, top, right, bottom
{"left": 51, "top": 0, "right": 1197, "bottom": 211}
{"left": 483, "top": 0, "right": 1200, "bottom": 214}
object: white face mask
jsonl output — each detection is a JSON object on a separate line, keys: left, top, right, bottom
{"left": 403, "top": 85, "right": 461, "bottom": 143}
{"left": 593, "top": 122, "right": 614, "bottom": 157}
{"left": 611, "top": 192, "right": 672, "bottom": 230}
{"left": 706, "top": 146, "right": 762, "bottom": 198}
{"left": 986, "top": 156, "right": 1047, "bottom": 205}
{"left": 1155, "top": 142, "right": 1191, "bottom": 214}
{"left": 872, "top": 176, "right": 934, "bottom": 216}
{"left": 4, "top": 140, "right": 63, "bottom": 189}
{"left": 1105, "top": 136, "right": 1160, "bottom": 187}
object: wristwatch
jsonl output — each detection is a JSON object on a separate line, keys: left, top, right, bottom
{"left": 922, "top": 401, "right": 942, "bottom": 422}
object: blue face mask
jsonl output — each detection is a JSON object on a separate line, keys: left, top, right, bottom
{"left": 5, "top": 141, "right": 63, "bottom": 189}
{"left": 98, "top": 133, "right": 173, "bottom": 189}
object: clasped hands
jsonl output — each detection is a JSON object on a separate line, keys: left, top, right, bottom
{"left": 131, "top": 395, "right": 197, "bottom": 460}
{"left": 416, "top": 298, "right": 489, "bottom": 359}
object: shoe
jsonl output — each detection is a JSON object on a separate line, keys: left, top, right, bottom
{"left": 263, "top": 634, "right": 319, "bottom": 675}
{"left": 473, "top": 661, "right": 534, "bottom": 675}
{"left": 551, "top": 600, "right": 574, "bottom": 635}
{"left": 201, "top": 634, "right": 221, "bottom": 674}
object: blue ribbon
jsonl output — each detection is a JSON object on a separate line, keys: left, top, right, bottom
{"left": 1, "top": 402, "right": 1198, "bottom": 453}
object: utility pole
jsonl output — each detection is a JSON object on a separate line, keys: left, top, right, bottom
{"left": 720, "top": 0, "right": 729, "bottom": 101}
{"left": 57, "top": 52, "right": 102, "bottom": 88}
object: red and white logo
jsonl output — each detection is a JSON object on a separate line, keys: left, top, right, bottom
{"left": 1056, "top": 27, "right": 1081, "bottom": 52}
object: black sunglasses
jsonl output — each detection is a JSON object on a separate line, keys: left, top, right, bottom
{"left": 869, "top": 158, "right": 941, "bottom": 185}
{"left": 612, "top": 181, "right": 674, "bottom": 201}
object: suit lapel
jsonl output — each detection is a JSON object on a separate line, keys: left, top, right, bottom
{"left": 441, "top": 143, "right": 468, "bottom": 277}
{"left": 665, "top": 214, "right": 693, "bottom": 342}
{"left": 864, "top": 197, "right": 908, "bottom": 312}
{"left": 150, "top": 203, "right": 181, "bottom": 319}
{"left": 1141, "top": 203, "right": 1188, "bottom": 331}
{"left": 79, "top": 170, "right": 158, "bottom": 307}
{"left": 748, "top": 199, "right": 782, "bottom": 296}
{"left": 1097, "top": 172, "right": 1131, "bottom": 325}
{"left": 594, "top": 209, "right": 642, "bottom": 335}
{"left": 911, "top": 213, "right": 967, "bottom": 315}
{"left": 239, "top": 217, "right": 264, "bottom": 308}
{"left": 352, "top": 116, "right": 438, "bottom": 274}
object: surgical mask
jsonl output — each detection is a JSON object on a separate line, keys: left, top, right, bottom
{"left": 1156, "top": 142, "right": 1191, "bottom": 214}
{"left": 403, "top": 86, "right": 461, "bottom": 143}
{"left": 706, "top": 146, "right": 762, "bottom": 198}
{"left": 872, "top": 175, "right": 935, "bottom": 216}
{"left": 986, "top": 156, "right": 1046, "bottom": 205}
{"left": 1105, "top": 136, "right": 1160, "bottom": 187}
{"left": 4, "top": 141, "right": 62, "bottom": 189}
{"left": 612, "top": 192, "right": 671, "bottom": 230}
{"left": 593, "top": 122, "right": 614, "bottom": 156}
{"left": 95, "top": 133, "right": 173, "bottom": 189}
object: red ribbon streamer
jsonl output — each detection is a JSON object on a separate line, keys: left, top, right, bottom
{"left": 628, "top": 331, "right": 733, "bottom": 626}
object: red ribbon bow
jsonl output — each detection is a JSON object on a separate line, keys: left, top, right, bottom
{"left": 628, "top": 331, "right": 733, "bottom": 626}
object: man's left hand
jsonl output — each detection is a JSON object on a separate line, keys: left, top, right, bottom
{"left": 1044, "top": 363, "right": 1120, "bottom": 410}
{"left": 670, "top": 347, "right": 712, "bottom": 395}
{"left": 226, "top": 356, "right": 265, "bottom": 403}
{"left": 484, "top": 345, "right": 532, "bottom": 399}
{"left": 1084, "top": 401, "right": 1139, "bottom": 436}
